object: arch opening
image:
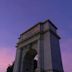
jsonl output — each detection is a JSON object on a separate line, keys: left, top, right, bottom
{"left": 23, "top": 48, "right": 38, "bottom": 72}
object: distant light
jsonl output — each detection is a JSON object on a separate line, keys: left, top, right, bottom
{"left": 34, "top": 55, "right": 38, "bottom": 60}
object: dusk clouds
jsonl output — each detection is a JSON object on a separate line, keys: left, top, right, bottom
{"left": 61, "top": 38, "right": 72, "bottom": 72}
{"left": 61, "top": 38, "right": 72, "bottom": 52}
{"left": 0, "top": 47, "right": 16, "bottom": 72}
{"left": 62, "top": 52, "right": 72, "bottom": 72}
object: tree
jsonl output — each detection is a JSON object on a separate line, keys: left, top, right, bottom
{"left": 6, "top": 62, "right": 14, "bottom": 72}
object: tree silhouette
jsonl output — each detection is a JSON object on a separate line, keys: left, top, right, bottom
{"left": 6, "top": 62, "right": 14, "bottom": 72}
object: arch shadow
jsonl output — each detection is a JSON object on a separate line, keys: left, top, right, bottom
{"left": 22, "top": 48, "right": 38, "bottom": 72}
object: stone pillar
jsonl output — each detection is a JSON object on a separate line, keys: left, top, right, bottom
{"left": 20, "top": 47, "right": 29, "bottom": 72}
{"left": 39, "top": 23, "right": 44, "bottom": 72}
{"left": 43, "top": 21, "right": 64, "bottom": 72}
{"left": 13, "top": 48, "right": 23, "bottom": 72}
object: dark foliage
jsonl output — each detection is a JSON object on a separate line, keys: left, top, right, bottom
{"left": 6, "top": 62, "right": 14, "bottom": 72}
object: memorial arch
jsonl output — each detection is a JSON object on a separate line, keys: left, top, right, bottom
{"left": 13, "top": 20, "right": 64, "bottom": 72}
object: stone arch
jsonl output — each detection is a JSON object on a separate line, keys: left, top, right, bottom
{"left": 22, "top": 48, "right": 37, "bottom": 72}
{"left": 13, "top": 20, "right": 64, "bottom": 72}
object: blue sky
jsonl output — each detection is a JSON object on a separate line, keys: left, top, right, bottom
{"left": 0, "top": 0, "right": 72, "bottom": 72}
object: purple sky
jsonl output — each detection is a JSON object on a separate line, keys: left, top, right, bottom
{"left": 0, "top": 0, "right": 72, "bottom": 72}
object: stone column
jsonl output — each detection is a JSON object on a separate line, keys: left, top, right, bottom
{"left": 13, "top": 48, "right": 23, "bottom": 72}
{"left": 38, "top": 23, "right": 45, "bottom": 72}
{"left": 43, "top": 22, "right": 64, "bottom": 72}
{"left": 20, "top": 47, "right": 29, "bottom": 72}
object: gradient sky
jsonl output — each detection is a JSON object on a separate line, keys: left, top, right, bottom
{"left": 0, "top": 0, "right": 72, "bottom": 72}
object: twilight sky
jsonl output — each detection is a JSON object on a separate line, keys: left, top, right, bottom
{"left": 0, "top": 0, "right": 72, "bottom": 72}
